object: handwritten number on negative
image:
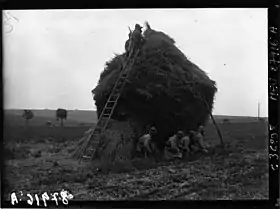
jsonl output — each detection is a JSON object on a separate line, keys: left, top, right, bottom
{"left": 27, "top": 194, "right": 33, "bottom": 205}
{"left": 34, "top": 194, "right": 40, "bottom": 206}
{"left": 51, "top": 192, "right": 59, "bottom": 206}
{"left": 60, "top": 190, "right": 69, "bottom": 205}
{"left": 269, "top": 153, "right": 279, "bottom": 160}
{"left": 271, "top": 164, "right": 279, "bottom": 170}
{"left": 42, "top": 192, "right": 50, "bottom": 207}
{"left": 270, "top": 145, "right": 278, "bottom": 152}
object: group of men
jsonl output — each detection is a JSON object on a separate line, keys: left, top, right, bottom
{"left": 136, "top": 125, "right": 208, "bottom": 160}
{"left": 164, "top": 126, "right": 208, "bottom": 159}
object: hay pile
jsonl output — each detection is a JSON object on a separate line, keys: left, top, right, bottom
{"left": 96, "top": 120, "right": 135, "bottom": 162}
{"left": 92, "top": 22, "right": 217, "bottom": 152}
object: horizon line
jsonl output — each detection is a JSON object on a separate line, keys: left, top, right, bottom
{"left": 4, "top": 108, "right": 268, "bottom": 118}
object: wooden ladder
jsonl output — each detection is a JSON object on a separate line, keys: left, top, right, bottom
{"left": 78, "top": 49, "right": 140, "bottom": 163}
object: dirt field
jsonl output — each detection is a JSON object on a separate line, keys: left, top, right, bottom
{"left": 3, "top": 111, "right": 268, "bottom": 202}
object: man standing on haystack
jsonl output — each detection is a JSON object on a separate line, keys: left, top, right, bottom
{"left": 126, "top": 24, "right": 144, "bottom": 58}
{"left": 136, "top": 126, "right": 157, "bottom": 158}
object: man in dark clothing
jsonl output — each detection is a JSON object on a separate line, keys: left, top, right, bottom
{"left": 137, "top": 126, "right": 157, "bottom": 158}
{"left": 189, "top": 130, "right": 208, "bottom": 154}
{"left": 127, "top": 24, "right": 144, "bottom": 57}
{"left": 164, "top": 131, "right": 184, "bottom": 159}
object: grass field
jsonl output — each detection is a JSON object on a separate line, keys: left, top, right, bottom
{"left": 3, "top": 109, "right": 268, "bottom": 202}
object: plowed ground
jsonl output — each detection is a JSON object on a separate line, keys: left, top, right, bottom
{"left": 3, "top": 121, "right": 268, "bottom": 201}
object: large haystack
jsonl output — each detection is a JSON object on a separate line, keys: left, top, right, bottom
{"left": 92, "top": 23, "right": 217, "bottom": 158}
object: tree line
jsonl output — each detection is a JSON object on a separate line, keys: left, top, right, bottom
{"left": 22, "top": 108, "right": 68, "bottom": 128}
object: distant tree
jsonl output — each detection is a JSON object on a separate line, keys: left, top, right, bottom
{"left": 22, "top": 110, "right": 34, "bottom": 128}
{"left": 56, "top": 108, "right": 67, "bottom": 127}
{"left": 222, "top": 118, "right": 230, "bottom": 124}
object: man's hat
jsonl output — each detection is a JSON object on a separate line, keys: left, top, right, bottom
{"left": 189, "top": 130, "right": 196, "bottom": 135}
{"left": 135, "top": 24, "right": 143, "bottom": 29}
{"left": 150, "top": 127, "right": 157, "bottom": 133}
{"left": 177, "top": 130, "right": 184, "bottom": 136}
{"left": 150, "top": 127, "right": 156, "bottom": 131}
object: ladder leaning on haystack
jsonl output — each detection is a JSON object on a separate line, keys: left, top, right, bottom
{"left": 72, "top": 24, "right": 225, "bottom": 163}
{"left": 72, "top": 46, "right": 140, "bottom": 163}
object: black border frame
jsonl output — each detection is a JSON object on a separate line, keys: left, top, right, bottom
{"left": 1, "top": 0, "right": 279, "bottom": 208}
{"left": 268, "top": 2, "right": 280, "bottom": 208}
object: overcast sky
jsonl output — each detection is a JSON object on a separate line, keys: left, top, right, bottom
{"left": 3, "top": 9, "right": 268, "bottom": 117}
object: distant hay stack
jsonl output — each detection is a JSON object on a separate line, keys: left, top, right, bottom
{"left": 75, "top": 22, "right": 218, "bottom": 163}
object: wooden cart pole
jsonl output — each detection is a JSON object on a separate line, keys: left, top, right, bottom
{"left": 188, "top": 78, "right": 225, "bottom": 153}
{"left": 203, "top": 98, "right": 225, "bottom": 152}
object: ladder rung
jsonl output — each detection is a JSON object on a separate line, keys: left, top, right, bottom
{"left": 119, "top": 76, "right": 126, "bottom": 80}
{"left": 98, "top": 118, "right": 108, "bottom": 123}
{"left": 116, "top": 80, "right": 125, "bottom": 85}
{"left": 108, "top": 100, "right": 117, "bottom": 104}
{"left": 112, "top": 93, "right": 120, "bottom": 96}
{"left": 111, "top": 93, "right": 119, "bottom": 97}
{"left": 105, "top": 103, "right": 114, "bottom": 108}
{"left": 88, "top": 144, "right": 98, "bottom": 150}
{"left": 94, "top": 126, "right": 102, "bottom": 130}
{"left": 104, "top": 108, "right": 112, "bottom": 113}
{"left": 115, "top": 86, "right": 123, "bottom": 91}
{"left": 94, "top": 129, "right": 102, "bottom": 134}
{"left": 97, "top": 120, "right": 106, "bottom": 126}
{"left": 103, "top": 111, "right": 112, "bottom": 115}
{"left": 117, "top": 84, "right": 125, "bottom": 88}
{"left": 95, "top": 131, "right": 102, "bottom": 135}
{"left": 84, "top": 151, "right": 94, "bottom": 156}
{"left": 94, "top": 126, "right": 103, "bottom": 130}
{"left": 93, "top": 129, "right": 102, "bottom": 134}
{"left": 115, "top": 85, "right": 124, "bottom": 90}
{"left": 98, "top": 119, "right": 108, "bottom": 125}
{"left": 89, "top": 140, "right": 98, "bottom": 144}
{"left": 117, "top": 77, "right": 125, "bottom": 82}
{"left": 95, "top": 122, "right": 106, "bottom": 127}
{"left": 100, "top": 114, "right": 110, "bottom": 118}
{"left": 97, "top": 118, "right": 107, "bottom": 123}
{"left": 107, "top": 100, "right": 116, "bottom": 103}
{"left": 109, "top": 97, "right": 118, "bottom": 102}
